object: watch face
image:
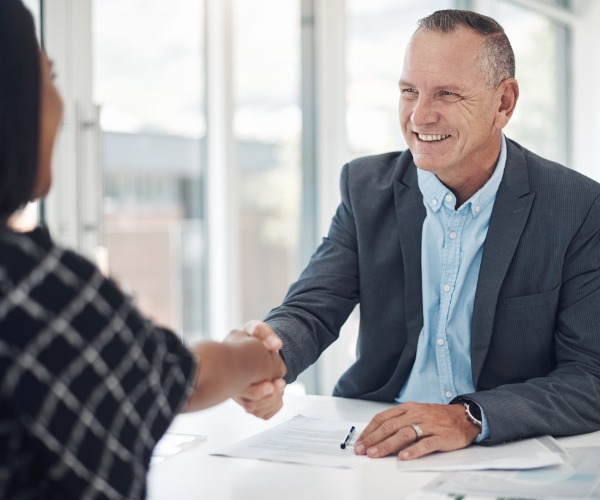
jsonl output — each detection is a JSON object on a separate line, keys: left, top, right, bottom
{"left": 468, "top": 402, "right": 482, "bottom": 422}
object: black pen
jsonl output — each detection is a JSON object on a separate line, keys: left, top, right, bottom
{"left": 340, "top": 425, "right": 356, "bottom": 449}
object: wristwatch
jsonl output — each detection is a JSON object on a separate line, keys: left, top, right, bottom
{"left": 452, "top": 398, "right": 482, "bottom": 428}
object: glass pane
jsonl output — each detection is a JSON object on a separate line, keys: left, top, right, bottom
{"left": 93, "top": 0, "right": 206, "bottom": 340}
{"left": 233, "top": 0, "right": 301, "bottom": 320}
{"left": 489, "top": 2, "right": 569, "bottom": 165}
{"left": 346, "top": 0, "right": 453, "bottom": 158}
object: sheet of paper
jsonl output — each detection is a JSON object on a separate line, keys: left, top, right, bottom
{"left": 396, "top": 435, "right": 565, "bottom": 471}
{"left": 212, "top": 414, "right": 369, "bottom": 468}
{"left": 151, "top": 432, "right": 207, "bottom": 465}
{"left": 418, "top": 446, "right": 600, "bottom": 499}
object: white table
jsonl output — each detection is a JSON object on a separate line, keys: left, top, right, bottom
{"left": 147, "top": 394, "right": 600, "bottom": 500}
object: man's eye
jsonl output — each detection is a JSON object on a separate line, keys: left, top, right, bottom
{"left": 440, "top": 90, "right": 461, "bottom": 100}
{"left": 401, "top": 88, "right": 418, "bottom": 98}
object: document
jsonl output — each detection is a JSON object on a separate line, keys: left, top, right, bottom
{"left": 212, "top": 415, "right": 370, "bottom": 468}
{"left": 413, "top": 446, "right": 600, "bottom": 499}
{"left": 396, "top": 435, "right": 565, "bottom": 472}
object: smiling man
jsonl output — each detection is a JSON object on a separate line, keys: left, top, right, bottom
{"left": 235, "top": 9, "right": 600, "bottom": 459}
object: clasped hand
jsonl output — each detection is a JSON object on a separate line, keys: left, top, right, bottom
{"left": 230, "top": 321, "right": 287, "bottom": 420}
{"left": 354, "top": 402, "right": 481, "bottom": 460}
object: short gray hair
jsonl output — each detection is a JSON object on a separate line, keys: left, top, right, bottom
{"left": 416, "top": 9, "right": 515, "bottom": 88}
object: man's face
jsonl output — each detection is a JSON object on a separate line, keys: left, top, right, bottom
{"left": 399, "top": 27, "right": 504, "bottom": 181}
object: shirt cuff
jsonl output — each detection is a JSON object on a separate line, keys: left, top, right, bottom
{"left": 475, "top": 406, "right": 490, "bottom": 442}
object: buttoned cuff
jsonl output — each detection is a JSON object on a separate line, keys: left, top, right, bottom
{"left": 475, "top": 407, "right": 490, "bottom": 442}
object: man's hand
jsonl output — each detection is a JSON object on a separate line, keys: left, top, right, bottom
{"left": 354, "top": 402, "right": 480, "bottom": 460}
{"left": 231, "top": 321, "right": 287, "bottom": 420}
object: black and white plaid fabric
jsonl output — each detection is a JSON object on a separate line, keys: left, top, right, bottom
{"left": 0, "top": 227, "right": 196, "bottom": 499}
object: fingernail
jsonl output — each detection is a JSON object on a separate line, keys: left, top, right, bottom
{"left": 355, "top": 443, "right": 364, "bottom": 454}
{"left": 246, "top": 321, "right": 258, "bottom": 335}
{"left": 266, "top": 335, "right": 280, "bottom": 348}
{"left": 399, "top": 451, "right": 409, "bottom": 460}
{"left": 263, "top": 385, "right": 274, "bottom": 396}
{"left": 367, "top": 447, "right": 378, "bottom": 457}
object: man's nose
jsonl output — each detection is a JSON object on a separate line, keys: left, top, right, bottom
{"left": 411, "top": 97, "right": 438, "bottom": 127}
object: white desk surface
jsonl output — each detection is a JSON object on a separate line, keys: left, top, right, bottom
{"left": 147, "top": 394, "right": 600, "bottom": 500}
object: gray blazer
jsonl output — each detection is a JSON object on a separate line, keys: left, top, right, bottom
{"left": 265, "top": 138, "right": 600, "bottom": 444}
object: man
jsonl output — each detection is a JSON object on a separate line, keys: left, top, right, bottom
{"left": 236, "top": 9, "right": 600, "bottom": 460}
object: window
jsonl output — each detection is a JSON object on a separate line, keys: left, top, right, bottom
{"left": 93, "top": 0, "right": 206, "bottom": 340}
{"left": 486, "top": 1, "right": 570, "bottom": 165}
{"left": 233, "top": 0, "right": 302, "bottom": 321}
{"left": 346, "top": 0, "right": 453, "bottom": 158}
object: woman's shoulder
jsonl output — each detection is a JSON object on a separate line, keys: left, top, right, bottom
{"left": 0, "top": 227, "right": 96, "bottom": 285}
{"left": 0, "top": 227, "right": 112, "bottom": 330}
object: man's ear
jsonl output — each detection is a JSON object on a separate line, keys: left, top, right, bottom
{"left": 494, "top": 78, "right": 519, "bottom": 129}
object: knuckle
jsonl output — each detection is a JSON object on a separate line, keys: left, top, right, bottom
{"left": 372, "top": 413, "right": 389, "bottom": 428}
{"left": 399, "top": 427, "right": 416, "bottom": 440}
{"left": 380, "top": 419, "right": 398, "bottom": 435}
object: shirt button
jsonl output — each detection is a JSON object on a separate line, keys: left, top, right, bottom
{"left": 436, "top": 338, "right": 445, "bottom": 346}
{"left": 449, "top": 231, "right": 457, "bottom": 239}
{"left": 445, "top": 391, "right": 453, "bottom": 398}
{"left": 443, "top": 284, "right": 451, "bottom": 293}
{"left": 445, "top": 194, "right": 453, "bottom": 203}
{"left": 474, "top": 205, "right": 481, "bottom": 213}
{"left": 431, "top": 198, "right": 438, "bottom": 206}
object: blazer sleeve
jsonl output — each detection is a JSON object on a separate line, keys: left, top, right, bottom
{"left": 264, "top": 163, "right": 360, "bottom": 383}
{"left": 466, "top": 193, "right": 600, "bottom": 444}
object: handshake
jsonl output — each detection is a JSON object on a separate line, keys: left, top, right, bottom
{"left": 184, "top": 320, "right": 287, "bottom": 419}
{"left": 227, "top": 320, "right": 288, "bottom": 420}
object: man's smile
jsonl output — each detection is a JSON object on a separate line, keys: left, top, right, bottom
{"left": 417, "top": 133, "right": 451, "bottom": 142}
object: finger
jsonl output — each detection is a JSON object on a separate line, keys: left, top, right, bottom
{"left": 243, "top": 319, "right": 261, "bottom": 335}
{"left": 253, "top": 396, "right": 284, "bottom": 420}
{"left": 244, "top": 321, "right": 282, "bottom": 351}
{"left": 234, "top": 382, "right": 285, "bottom": 419}
{"left": 356, "top": 406, "right": 407, "bottom": 448}
{"left": 237, "top": 380, "right": 276, "bottom": 401}
{"left": 224, "top": 329, "right": 247, "bottom": 343}
{"left": 274, "top": 378, "right": 286, "bottom": 392}
{"left": 233, "top": 393, "right": 275, "bottom": 416}
{"left": 357, "top": 424, "right": 419, "bottom": 458}
{"left": 259, "top": 380, "right": 286, "bottom": 418}
{"left": 398, "top": 436, "right": 442, "bottom": 460}
{"left": 249, "top": 379, "right": 286, "bottom": 419}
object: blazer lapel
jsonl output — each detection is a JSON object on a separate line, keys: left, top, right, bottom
{"left": 394, "top": 160, "right": 426, "bottom": 348}
{"left": 471, "top": 142, "right": 535, "bottom": 385}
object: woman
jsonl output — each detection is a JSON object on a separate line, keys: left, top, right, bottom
{"left": 0, "top": 1, "right": 285, "bottom": 498}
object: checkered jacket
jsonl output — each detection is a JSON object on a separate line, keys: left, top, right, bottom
{"left": 0, "top": 227, "right": 196, "bottom": 499}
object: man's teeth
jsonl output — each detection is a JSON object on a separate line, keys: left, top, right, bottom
{"left": 418, "top": 134, "right": 450, "bottom": 142}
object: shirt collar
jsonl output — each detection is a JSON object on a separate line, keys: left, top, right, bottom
{"left": 417, "top": 135, "right": 507, "bottom": 217}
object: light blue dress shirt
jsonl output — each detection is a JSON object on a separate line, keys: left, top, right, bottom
{"left": 396, "top": 135, "right": 507, "bottom": 441}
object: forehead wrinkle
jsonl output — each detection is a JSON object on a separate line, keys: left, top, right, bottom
{"left": 399, "top": 73, "right": 469, "bottom": 95}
